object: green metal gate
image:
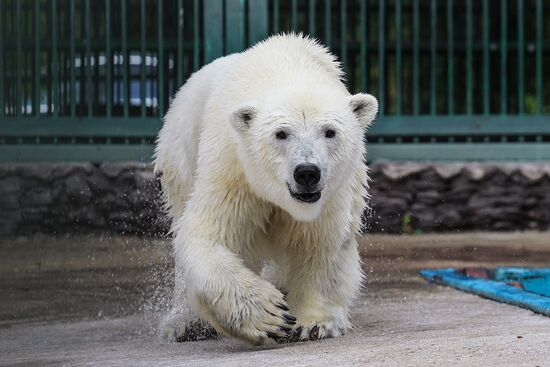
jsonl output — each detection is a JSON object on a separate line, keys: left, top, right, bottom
{"left": 1, "top": 0, "right": 549, "bottom": 162}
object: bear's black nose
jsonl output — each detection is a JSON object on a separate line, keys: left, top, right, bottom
{"left": 294, "top": 164, "right": 321, "bottom": 187}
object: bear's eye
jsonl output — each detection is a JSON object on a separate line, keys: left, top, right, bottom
{"left": 275, "top": 131, "right": 287, "bottom": 140}
{"left": 325, "top": 129, "right": 336, "bottom": 138}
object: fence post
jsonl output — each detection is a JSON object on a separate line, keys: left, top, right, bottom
{"left": 140, "top": 0, "right": 146, "bottom": 116}
{"left": 0, "top": 1, "right": 3, "bottom": 117}
{"left": 248, "top": 0, "right": 268, "bottom": 46}
{"left": 517, "top": 0, "right": 524, "bottom": 114}
{"left": 157, "top": 0, "right": 165, "bottom": 116}
{"left": 500, "top": 0, "right": 507, "bottom": 114}
{"left": 536, "top": 0, "right": 543, "bottom": 113}
{"left": 447, "top": 0, "right": 454, "bottom": 115}
{"left": 378, "top": 0, "right": 385, "bottom": 116}
{"left": 225, "top": 0, "right": 245, "bottom": 54}
{"left": 203, "top": 0, "right": 223, "bottom": 64}
{"left": 35, "top": 0, "right": 42, "bottom": 117}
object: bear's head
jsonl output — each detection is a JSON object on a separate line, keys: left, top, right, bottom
{"left": 230, "top": 88, "right": 378, "bottom": 222}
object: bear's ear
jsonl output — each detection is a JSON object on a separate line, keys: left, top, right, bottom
{"left": 349, "top": 93, "right": 378, "bottom": 129}
{"left": 231, "top": 105, "right": 257, "bottom": 132}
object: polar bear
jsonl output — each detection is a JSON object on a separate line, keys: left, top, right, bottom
{"left": 154, "top": 34, "right": 378, "bottom": 345}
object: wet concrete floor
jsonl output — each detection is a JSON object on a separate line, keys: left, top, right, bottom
{"left": 1, "top": 232, "right": 550, "bottom": 366}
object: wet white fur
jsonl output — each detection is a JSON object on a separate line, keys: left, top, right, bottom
{"left": 154, "top": 34, "right": 378, "bottom": 345}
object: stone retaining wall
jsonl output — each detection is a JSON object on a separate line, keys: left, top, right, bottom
{"left": 0, "top": 163, "right": 167, "bottom": 235}
{"left": 367, "top": 162, "right": 550, "bottom": 233}
{"left": 1, "top": 162, "right": 550, "bottom": 235}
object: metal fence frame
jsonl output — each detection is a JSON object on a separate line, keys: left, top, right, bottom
{"left": 0, "top": 0, "right": 549, "bottom": 162}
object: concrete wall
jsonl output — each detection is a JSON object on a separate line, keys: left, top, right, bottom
{"left": 1, "top": 162, "right": 550, "bottom": 235}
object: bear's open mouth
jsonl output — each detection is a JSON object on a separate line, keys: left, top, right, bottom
{"left": 289, "top": 190, "right": 322, "bottom": 203}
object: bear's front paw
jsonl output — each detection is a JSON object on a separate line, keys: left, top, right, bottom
{"left": 290, "top": 319, "right": 348, "bottom": 342}
{"left": 160, "top": 311, "right": 218, "bottom": 342}
{"left": 203, "top": 281, "right": 296, "bottom": 345}
{"left": 230, "top": 287, "right": 297, "bottom": 345}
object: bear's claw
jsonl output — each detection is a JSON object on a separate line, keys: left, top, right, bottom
{"left": 309, "top": 325, "right": 319, "bottom": 340}
{"left": 289, "top": 320, "right": 346, "bottom": 342}
{"left": 276, "top": 302, "right": 290, "bottom": 311}
{"left": 283, "top": 314, "right": 297, "bottom": 325}
{"left": 263, "top": 323, "right": 292, "bottom": 343}
{"left": 216, "top": 284, "right": 298, "bottom": 345}
{"left": 261, "top": 306, "right": 297, "bottom": 343}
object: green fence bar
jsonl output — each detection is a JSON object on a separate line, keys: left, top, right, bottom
{"left": 272, "top": 0, "right": 279, "bottom": 33}
{"left": 291, "top": 0, "right": 297, "bottom": 30}
{"left": 225, "top": 0, "right": 244, "bottom": 54}
{"left": 0, "top": 1, "right": 3, "bottom": 116}
{"left": 395, "top": 0, "right": 401, "bottom": 115}
{"left": 447, "top": 0, "right": 454, "bottom": 114}
{"left": 51, "top": 0, "right": 58, "bottom": 116}
{"left": 93, "top": 4, "right": 101, "bottom": 116}
{"left": 203, "top": 0, "right": 223, "bottom": 63}
{"left": 35, "top": 0, "right": 41, "bottom": 117}
{"left": 340, "top": 0, "right": 347, "bottom": 75}
{"left": 482, "top": 0, "right": 489, "bottom": 114}
{"left": 105, "top": 0, "right": 112, "bottom": 118}
{"left": 24, "top": 7, "right": 29, "bottom": 116}
{"left": 121, "top": 0, "right": 129, "bottom": 117}
{"left": 324, "top": 0, "right": 331, "bottom": 47}
{"left": 105, "top": 0, "right": 113, "bottom": 117}
{"left": 0, "top": 1, "right": 3, "bottom": 117}
{"left": 69, "top": 0, "right": 75, "bottom": 117}
{"left": 139, "top": 2, "right": 148, "bottom": 112}
{"left": 85, "top": 0, "right": 92, "bottom": 116}
{"left": 430, "top": 0, "right": 437, "bottom": 115}
{"left": 309, "top": 0, "right": 316, "bottom": 37}
{"left": 16, "top": 0, "right": 21, "bottom": 116}
{"left": 177, "top": 0, "right": 184, "bottom": 86}
{"left": 517, "top": 0, "right": 524, "bottom": 114}
{"left": 535, "top": 0, "right": 542, "bottom": 114}
{"left": 466, "top": 0, "right": 472, "bottom": 114}
{"left": 193, "top": 0, "right": 199, "bottom": 70}
{"left": 359, "top": 0, "right": 366, "bottom": 92}
{"left": 157, "top": 1, "right": 165, "bottom": 116}
{"left": 413, "top": 0, "right": 419, "bottom": 115}
{"left": 500, "top": 0, "right": 507, "bottom": 114}
{"left": 378, "top": 0, "right": 385, "bottom": 115}
{"left": 248, "top": 0, "right": 268, "bottom": 46}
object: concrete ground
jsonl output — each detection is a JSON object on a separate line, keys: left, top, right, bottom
{"left": 1, "top": 232, "right": 550, "bottom": 366}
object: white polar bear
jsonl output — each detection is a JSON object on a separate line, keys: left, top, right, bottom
{"left": 154, "top": 34, "right": 378, "bottom": 345}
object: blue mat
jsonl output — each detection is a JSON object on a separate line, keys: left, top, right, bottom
{"left": 420, "top": 267, "right": 550, "bottom": 317}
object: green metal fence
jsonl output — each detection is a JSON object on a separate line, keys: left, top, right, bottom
{"left": 0, "top": 0, "right": 549, "bottom": 162}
